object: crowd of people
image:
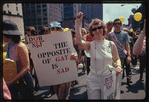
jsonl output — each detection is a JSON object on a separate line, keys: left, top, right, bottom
{"left": 3, "top": 11, "right": 146, "bottom": 100}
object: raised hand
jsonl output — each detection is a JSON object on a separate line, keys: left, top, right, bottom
{"left": 76, "top": 12, "right": 83, "bottom": 25}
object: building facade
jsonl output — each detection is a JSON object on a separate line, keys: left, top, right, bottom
{"left": 81, "top": 3, "right": 103, "bottom": 23}
{"left": 3, "top": 3, "right": 25, "bottom": 39}
{"left": 22, "top": 3, "right": 63, "bottom": 35}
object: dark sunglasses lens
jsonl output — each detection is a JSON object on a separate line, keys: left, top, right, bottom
{"left": 98, "top": 26, "right": 103, "bottom": 29}
{"left": 114, "top": 23, "right": 121, "bottom": 25}
{"left": 56, "top": 27, "right": 60, "bottom": 31}
{"left": 92, "top": 28, "right": 97, "bottom": 31}
{"left": 92, "top": 26, "right": 103, "bottom": 31}
{"left": 51, "top": 27, "right": 55, "bottom": 31}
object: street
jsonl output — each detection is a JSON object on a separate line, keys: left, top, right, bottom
{"left": 18, "top": 62, "right": 146, "bottom": 100}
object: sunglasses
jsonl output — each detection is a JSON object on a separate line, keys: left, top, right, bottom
{"left": 92, "top": 26, "right": 103, "bottom": 31}
{"left": 113, "top": 23, "right": 121, "bottom": 25}
{"left": 51, "top": 27, "right": 61, "bottom": 31}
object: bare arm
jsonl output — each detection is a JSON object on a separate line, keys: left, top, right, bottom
{"left": 112, "top": 43, "right": 121, "bottom": 66}
{"left": 6, "top": 43, "right": 30, "bottom": 86}
{"left": 75, "top": 12, "right": 91, "bottom": 51}
{"left": 125, "top": 41, "right": 131, "bottom": 56}
{"left": 111, "top": 42, "right": 122, "bottom": 74}
{"left": 133, "top": 19, "right": 146, "bottom": 55}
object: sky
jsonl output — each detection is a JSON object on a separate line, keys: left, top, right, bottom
{"left": 103, "top": 3, "right": 141, "bottom": 25}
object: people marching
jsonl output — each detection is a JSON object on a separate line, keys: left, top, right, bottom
{"left": 3, "top": 11, "right": 146, "bottom": 100}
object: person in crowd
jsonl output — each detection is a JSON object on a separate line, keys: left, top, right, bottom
{"left": 133, "top": 19, "right": 146, "bottom": 83}
{"left": 85, "top": 32, "right": 95, "bottom": 75}
{"left": 40, "top": 26, "right": 49, "bottom": 35}
{"left": 80, "top": 28, "right": 87, "bottom": 74}
{"left": 38, "top": 26, "right": 55, "bottom": 98}
{"left": 105, "top": 21, "right": 113, "bottom": 40}
{"left": 122, "top": 28, "right": 133, "bottom": 86}
{"left": 70, "top": 29, "right": 79, "bottom": 90}
{"left": 108, "top": 18, "right": 132, "bottom": 87}
{"left": 3, "top": 20, "right": 35, "bottom": 99}
{"left": 48, "top": 21, "right": 78, "bottom": 100}
{"left": 75, "top": 12, "right": 122, "bottom": 99}
{"left": 25, "top": 26, "right": 39, "bottom": 93}
{"left": 131, "top": 31, "right": 139, "bottom": 67}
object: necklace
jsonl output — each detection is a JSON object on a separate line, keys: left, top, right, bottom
{"left": 94, "top": 39, "right": 106, "bottom": 76}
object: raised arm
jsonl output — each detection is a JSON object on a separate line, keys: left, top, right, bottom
{"left": 133, "top": 19, "right": 146, "bottom": 55}
{"left": 75, "top": 12, "right": 90, "bottom": 51}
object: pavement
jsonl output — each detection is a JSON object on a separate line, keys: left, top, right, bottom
{"left": 18, "top": 62, "right": 146, "bottom": 100}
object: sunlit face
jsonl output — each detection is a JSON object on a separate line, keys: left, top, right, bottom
{"left": 113, "top": 21, "right": 122, "bottom": 30}
{"left": 50, "top": 27, "right": 63, "bottom": 34}
{"left": 92, "top": 23, "right": 104, "bottom": 38}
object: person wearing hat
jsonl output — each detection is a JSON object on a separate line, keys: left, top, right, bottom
{"left": 3, "top": 20, "right": 35, "bottom": 99}
{"left": 49, "top": 21, "right": 78, "bottom": 99}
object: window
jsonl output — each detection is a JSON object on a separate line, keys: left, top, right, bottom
{"left": 37, "top": 5, "right": 41, "bottom": 8}
{"left": 16, "top": 7, "right": 18, "bottom": 11}
{"left": 42, "top": 4, "right": 47, "bottom": 8}
{"left": 38, "top": 22, "right": 42, "bottom": 25}
{"left": 38, "top": 18, "right": 41, "bottom": 21}
{"left": 8, "top": 10, "right": 11, "bottom": 15}
{"left": 3, "top": 11, "right": 6, "bottom": 14}
{"left": 43, "top": 17, "right": 47, "bottom": 21}
{"left": 43, "top": 9, "right": 47, "bottom": 12}
{"left": 7, "top": 4, "right": 9, "bottom": 7}
{"left": 43, "top": 22, "right": 47, "bottom": 25}
{"left": 37, "top": 9, "right": 41, "bottom": 13}
{"left": 43, "top": 13, "right": 47, "bottom": 16}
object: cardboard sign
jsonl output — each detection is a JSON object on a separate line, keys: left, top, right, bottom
{"left": 27, "top": 30, "right": 78, "bottom": 86}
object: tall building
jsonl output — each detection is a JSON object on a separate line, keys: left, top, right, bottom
{"left": 63, "top": 3, "right": 81, "bottom": 19}
{"left": 3, "top": 3, "right": 25, "bottom": 39}
{"left": 22, "top": 3, "right": 63, "bottom": 35}
{"left": 81, "top": 3, "right": 103, "bottom": 23}
{"left": 62, "top": 3, "right": 82, "bottom": 29}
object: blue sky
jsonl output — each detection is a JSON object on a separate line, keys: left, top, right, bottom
{"left": 103, "top": 3, "right": 141, "bottom": 25}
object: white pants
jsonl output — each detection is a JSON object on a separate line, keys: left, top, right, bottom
{"left": 87, "top": 71, "right": 105, "bottom": 99}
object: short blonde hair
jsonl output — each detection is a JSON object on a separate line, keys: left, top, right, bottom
{"left": 81, "top": 28, "right": 87, "bottom": 35}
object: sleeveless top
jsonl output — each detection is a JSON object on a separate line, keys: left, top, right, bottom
{"left": 6, "top": 43, "right": 23, "bottom": 73}
{"left": 89, "top": 39, "right": 115, "bottom": 76}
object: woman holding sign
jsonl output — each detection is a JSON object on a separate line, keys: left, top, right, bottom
{"left": 75, "top": 12, "right": 122, "bottom": 99}
{"left": 3, "top": 20, "right": 35, "bottom": 99}
{"left": 49, "top": 21, "right": 78, "bottom": 99}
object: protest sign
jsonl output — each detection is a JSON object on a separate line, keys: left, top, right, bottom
{"left": 103, "top": 71, "right": 122, "bottom": 99}
{"left": 27, "top": 30, "right": 78, "bottom": 86}
{"left": 103, "top": 71, "right": 116, "bottom": 99}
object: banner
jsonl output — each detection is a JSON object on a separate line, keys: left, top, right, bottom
{"left": 27, "top": 30, "right": 78, "bottom": 86}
